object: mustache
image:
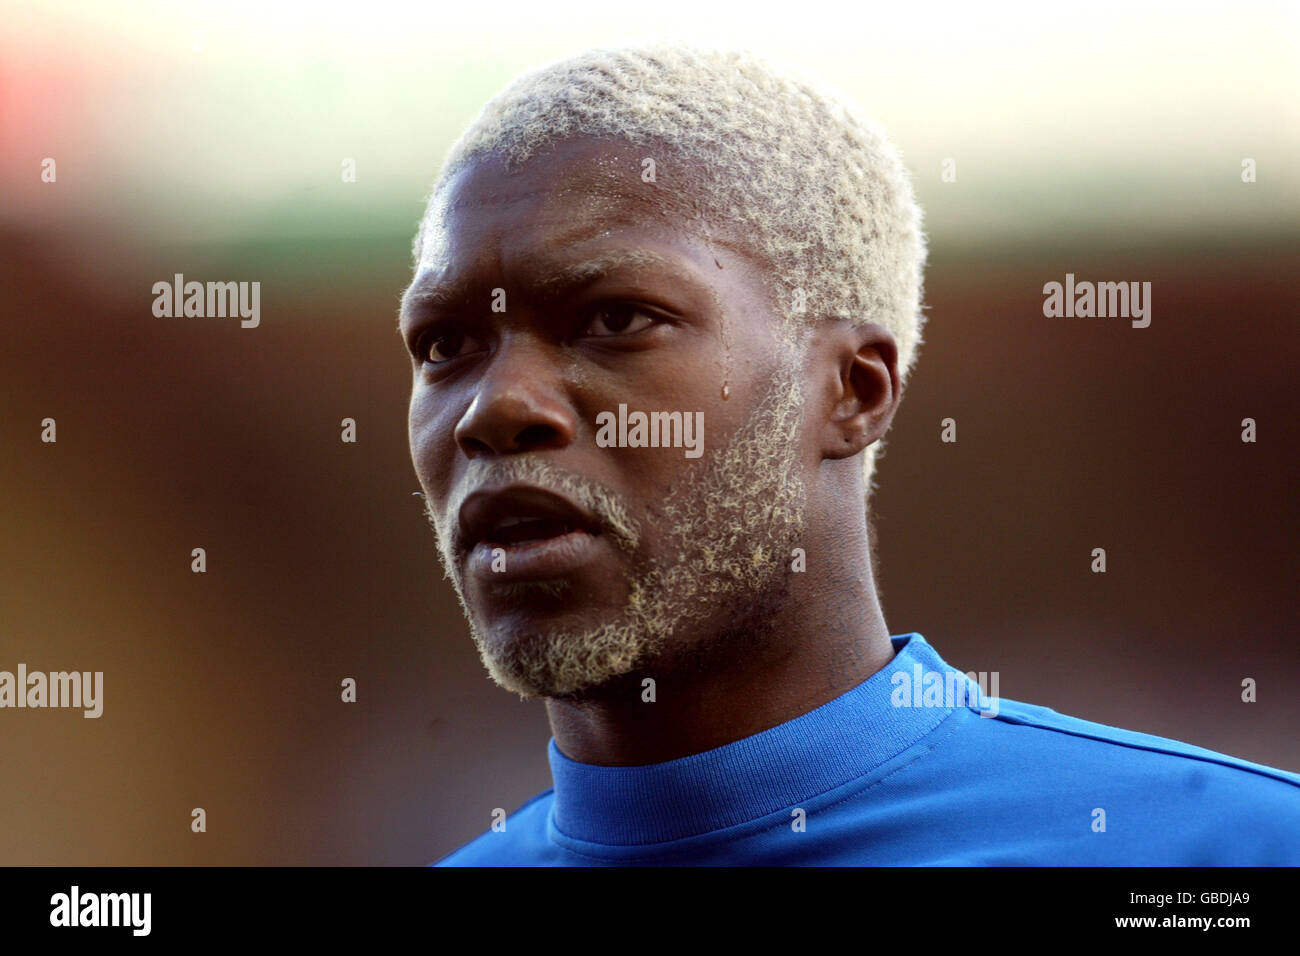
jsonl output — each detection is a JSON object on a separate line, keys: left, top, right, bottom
{"left": 429, "top": 457, "right": 641, "bottom": 559}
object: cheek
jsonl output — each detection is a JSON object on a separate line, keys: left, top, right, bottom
{"left": 407, "top": 385, "right": 457, "bottom": 489}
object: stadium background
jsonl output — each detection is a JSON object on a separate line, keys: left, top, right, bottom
{"left": 2, "top": 0, "right": 1297, "bottom": 863}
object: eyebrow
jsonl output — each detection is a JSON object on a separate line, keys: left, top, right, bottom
{"left": 400, "top": 249, "right": 679, "bottom": 321}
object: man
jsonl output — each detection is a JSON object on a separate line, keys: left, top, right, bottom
{"left": 400, "top": 45, "right": 1300, "bottom": 865}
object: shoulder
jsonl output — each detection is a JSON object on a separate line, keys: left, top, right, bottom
{"left": 429, "top": 789, "right": 557, "bottom": 866}
{"left": 985, "top": 697, "right": 1300, "bottom": 789}
{"left": 946, "top": 697, "right": 1300, "bottom": 863}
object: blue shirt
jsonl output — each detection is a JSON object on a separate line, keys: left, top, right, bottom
{"left": 435, "top": 633, "right": 1300, "bottom": 865}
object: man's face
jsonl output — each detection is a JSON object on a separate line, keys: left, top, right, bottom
{"left": 402, "top": 136, "right": 812, "bottom": 699}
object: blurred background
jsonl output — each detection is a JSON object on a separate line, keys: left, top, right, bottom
{"left": 1, "top": 0, "right": 1296, "bottom": 864}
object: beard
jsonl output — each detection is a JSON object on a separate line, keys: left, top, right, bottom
{"left": 425, "top": 362, "right": 808, "bottom": 699}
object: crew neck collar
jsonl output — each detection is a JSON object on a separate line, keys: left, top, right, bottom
{"left": 547, "top": 632, "right": 962, "bottom": 846}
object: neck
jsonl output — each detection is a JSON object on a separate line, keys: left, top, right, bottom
{"left": 544, "top": 519, "right": 895, "bottom": 766}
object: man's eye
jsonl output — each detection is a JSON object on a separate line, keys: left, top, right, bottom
{"left": 583, "top": 303, "right": 657, "bottom": 337}
{"left": 422, "top": 329, "right": 484, "bottom": 364}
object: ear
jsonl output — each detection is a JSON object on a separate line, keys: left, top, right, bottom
{"left": 817, "top": 322, "right": 901, "bottom": 462}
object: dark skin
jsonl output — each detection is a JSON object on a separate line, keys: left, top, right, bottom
{"left": 402, "top": 135, "right": 903, "bottom": 766}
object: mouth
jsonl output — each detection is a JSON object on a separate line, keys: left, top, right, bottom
{"left": 483, "top": 515, "right": 587, "bottom": 546}
{"left": 459, "top": 485, "right": 604, "bottom": 582}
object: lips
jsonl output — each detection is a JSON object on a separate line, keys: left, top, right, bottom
{"left": 458, "top": 485, "right": 604, "bottom": 581}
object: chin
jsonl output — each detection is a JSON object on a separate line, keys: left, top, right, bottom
{"left": 473, "top": 613, "right": 658, "bottom": 701}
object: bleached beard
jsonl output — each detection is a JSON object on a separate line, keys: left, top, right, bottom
{"left": 426, "top": 363, "right": 807, "bottom": 699}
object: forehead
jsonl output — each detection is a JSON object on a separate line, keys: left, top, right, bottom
{"left": 415, "top": 136, "right": 740, "bottom": 278}
{"left": 401, "top": 133, "right": 796, "bottom": 365}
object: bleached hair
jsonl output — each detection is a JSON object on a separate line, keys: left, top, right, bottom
{"left": 415, "top": 44, "right": 927, "bottom": 497}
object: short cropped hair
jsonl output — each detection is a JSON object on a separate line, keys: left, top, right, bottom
{"left": 415, "top": 44, "right": 927, "bottom": 496}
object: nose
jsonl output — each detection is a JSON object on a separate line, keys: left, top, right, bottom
{"left": 453, "top": 338, "right": 577, "bottom": 458}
